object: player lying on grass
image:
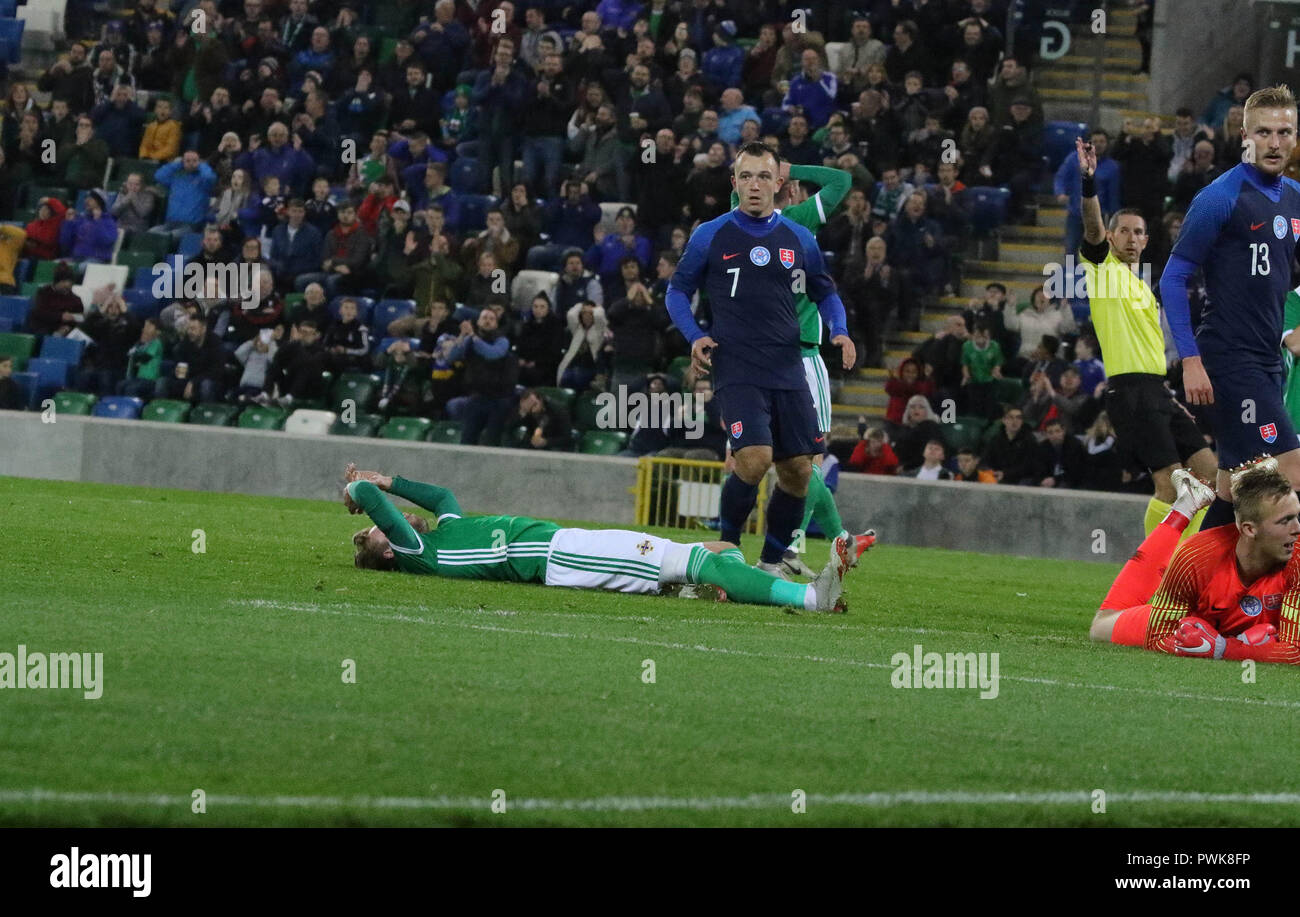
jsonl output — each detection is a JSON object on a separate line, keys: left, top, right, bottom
{"left": 341, "top": 465, "right": 876, "bottom": 613}
{"left": 1090, "top": 460, "right": 1300, "bottom": 663}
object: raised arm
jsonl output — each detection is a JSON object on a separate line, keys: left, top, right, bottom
{"left": 1076, "top": 137, "right": 1106, "bottom": 249}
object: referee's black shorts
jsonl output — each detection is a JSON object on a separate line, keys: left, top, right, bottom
{"left": 1104, "top": 373, "right": 1208, "bottom": 471}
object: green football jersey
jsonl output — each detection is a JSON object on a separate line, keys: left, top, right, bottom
{"left": 1284, "top": 287, "right": 1300, "bottom": 432}
{"left": 347, "top": 477, "right": 559, "bottom": 581}
{"left": 730, "top": 165, "right": 851, "bottom": 348}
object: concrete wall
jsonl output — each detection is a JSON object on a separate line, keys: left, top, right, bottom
{"left": 0, "top": 413, "right": 1147, "bottom": 563}
{"left": 1147, "top": 0, "right": 1264, "bottom": 117}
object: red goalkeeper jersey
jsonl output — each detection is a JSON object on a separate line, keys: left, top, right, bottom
{"left": 1148, "top": 526, "right": 1300, "bottom": 642}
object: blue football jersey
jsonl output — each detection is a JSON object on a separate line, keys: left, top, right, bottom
{"left": 1170, "top": 163, "right": 1300, "bottom": 370}
{"left": 668, "top": 208, "right": 837, "bottom": 390}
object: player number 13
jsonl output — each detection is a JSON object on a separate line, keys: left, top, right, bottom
{"left": 1250, "top": 242, "right": 1271, "bottom": 276}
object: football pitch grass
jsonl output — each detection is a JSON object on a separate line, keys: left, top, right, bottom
{"left": 4, "top": 476, "right": 1300, "bottom": 828}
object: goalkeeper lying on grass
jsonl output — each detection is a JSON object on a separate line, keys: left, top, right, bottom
{"left": 1090, "top": 459, "right": 1300, "bottom": 662}
{"left": 342, "top": 464, "right": 875, "bottom": 613}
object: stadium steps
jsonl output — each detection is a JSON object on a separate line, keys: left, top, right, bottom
{"left": 1036, "top": 69, "right": 1147, "bottom": 89}
{"left": 1039, "top": 87, "right": 1148, "bottom": 104}
{"left": 1001, "top": 241, "right": 1059, "bottom": 260}
{"left": 965, "top": 259, "right": 1052, "bottom": 277}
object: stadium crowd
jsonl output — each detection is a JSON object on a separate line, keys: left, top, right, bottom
{"left": 0, "top": 0, "right": 1242, "bottom": 490}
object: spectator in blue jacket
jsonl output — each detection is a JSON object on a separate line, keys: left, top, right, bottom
{"left": 588, "top": 206, "right": 653, "bottom": 289}
{"left": 240, "top": 121, "right": 316, "bottom": 198}
{"left": 412, "top": 0, "right": 470, "bottom": 92}
{"left": 597, "top": 0, "right": 644, "bottom": 31}
{"left": 291, "top": 27, "right": 336, "bottom": 94}
{"left": 150, "top": 149, "right": 218, "bottom": 242}
{"left": 472, "top": 42, "right": 530, "bottom": 198}
{"left": 544, "top": 179, "right": 603, "bottom": 250}
{"left": 716, "top": 87, "right": 760, "bottom": 146}
{"left": 1053, "top": 127, "right": 1120, "bottom": 262}
{"left": 783, "top": 48, "right": 839, "bottom": 130}
{"left": 59, "top": 191, "right": 118, "bottom": 262}
{"left": 90, "top": 83, "right": 147, "bottom": 158}
{"left": 701, "top": 21, "right": 743, "bottom": 92}
{"left": 268, "top": 198, "right": 324, "bottom": 293}
{"left": 1201, "top": 73, "right": 1253, "bottom": 134}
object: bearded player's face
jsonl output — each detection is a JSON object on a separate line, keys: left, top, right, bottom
{"left": 732, "top": 152, "right": 783, "bottom": 217}
{"left": 1243, "top": 106, "right": 1297, "bottom": 177}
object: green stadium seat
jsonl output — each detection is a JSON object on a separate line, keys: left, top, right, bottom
{"left": 426, "top": 419, "right": 462, "bottom": 443}
{"left": 111, "top": 158, "right": 158, "bottom": 183}
{"left": 188, "top": 402, "right": 241, "bottom": 426}
{"left": 499, "top": 423, "right": 529, "bottom": 448}
{"left": 377, "top": 36, "right": 399, "bottom": 65}
{"left": 329, "top": 412, "right": 382, "bottom": 436}
{"left": 140, "top": 398, "right": 190, "bottom": 422}
{"left": 283, "top": 293, "right": 305, "bottom": 308}
{"left": 942, "top": 420, "right": 985, "bottom": 453}
{"left": 127, "top": 232, "right": 172, "bottom": 258}
{"left": 533, "top": 386, "right": 576, "bottom": 412}
{"left": 379, "top": 416, "right": 432, "bottom": 441}
{"left": 330, "top": 372, "right": 380, "bottom": 413}
{"left": 573, "top": 390, "right": 605, "bottom": 431}
{"left": 20, "top": 282, "right": 39, "bottom": 297}
{"left": 237, "top": 405, "right": 287, "bottom": 430}
{"left": 579, "top": 430, "right": 627, "bottom": 455}
{"left": 115, "top": 249, "right": 159, "bottom": 275}
{"left": 993, "top": 377, "right": 1024, "bottom": 405}
{"left": 0, "top": 332, "right": 37, "bottom": 370}
{"left": 28, "top": 185, "right": 71, "bottom": 206}
{"left": 52, "top": 390, "right": 96, "bottom": 415}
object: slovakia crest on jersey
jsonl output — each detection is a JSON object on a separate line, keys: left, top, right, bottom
{"left": 1261, "top": 422, "right": 1279, "bottom": 444}
{"left": 1265, "top": 593, "right": 1283, "bottom": 611}
{"left": 749, "top": 246, "right": 770, "bottom": 266}
{"left": 1275, "top": 215, "right": 1289, "bottom": 239}
{"left": 779, "top": 248, "right": 795, "bottom": 269}
{"left": 1241, "top": 596, "right": 1263, "bottom": 618}
{"left": 1292, "top": 218, "right": 1300, "bottom": 240}
{"left": 731, "top": 421, "right": 743, "bottom": 437}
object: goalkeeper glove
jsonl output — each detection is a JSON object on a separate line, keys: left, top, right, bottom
{"left": 1235, "top": 622, "right": 1277, "bottom": 646}
{"left": 1173, "top": 616, "right": 1227, "bottom": 659}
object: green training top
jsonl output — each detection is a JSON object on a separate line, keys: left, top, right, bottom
{"left": 730, "top": 164, "right": 852, "bottom": 349}
{"left": 347, "top": 477, "right": 559, "bottom": 581}
{"left": 1283, "top": 288, "right": 1300, "bottom": 432}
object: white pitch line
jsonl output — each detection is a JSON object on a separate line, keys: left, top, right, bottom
{"left": 5, "top": 788, "right": 1300, "bottom": 812}
{"left": 231, "top": 599, "right": 1300, "bottom": 710}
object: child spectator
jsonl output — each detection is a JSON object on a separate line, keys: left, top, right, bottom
{"left": 961, "top": 321, "right": 1003, "bottom": 419}
{"left": 234, "top": 329, "right": 278, "bottom": 404}
{"left": 322, "top": 297, "right": 371, "bottom": 373}
{"left": 439, "top": 85, "right": 477, "bottom": 152}
{"left": 304, "top": 176, "right": 338, "bottom": 235}
{"left": 375, "top": 339, "right": 427, "bottom": 415}
{"left": 1073, "top": 335, "right": 1106, "bottom": 395}
{"left": 357, "top": 177, "right": 397, "bottom": 236}
{"left": 59, "top": 192, "right": 117, "bottom": 262}
{"left": 847, "top": 425, "right": 899, "bottom": 475}
{"left": 120, "top": 318, "right": 163, "bottom": 398}
{"left": 902, "top": 439, "right": 953, "bottom": 480}
{"left": 23, "top": 197, "right": 67, "bottom": 260}
{"left": 953, "top": 447, "right": 997, "bottom": 483}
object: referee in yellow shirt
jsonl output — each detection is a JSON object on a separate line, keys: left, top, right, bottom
{"left": 1076, "top": 136, "right": 1217, "bottom": 534}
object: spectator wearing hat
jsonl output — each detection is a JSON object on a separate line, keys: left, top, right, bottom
{"left": 268, "top": 197, "right": 324, "bottom": 293}
{"left": 371, "top": 200, "right": 417, "bottom": 298}
{"left": 23, "top": 197, "right": 68, "bottom": 261}
{"left": 701, "top": 20, "right": 743, "bottom": 92}
{"left": 151, "top": 149, "right": 219, "bottom": 241}
{"left": 91, "top": 48, "right": 133, "bottom": 108}
{"left": 29, "top": 263, "right": 86, "bottom": 337}
{"left": 59, "top": 192, "right": 118, "bottom": 263}
{"left": 138, "top": 97, "right": 181, "bottom": 162}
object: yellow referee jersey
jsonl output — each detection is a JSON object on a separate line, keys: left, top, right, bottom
{"left": 1079, "top": 243, "right": 1166, "bottom": 377}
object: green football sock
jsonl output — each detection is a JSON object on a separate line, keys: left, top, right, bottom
{"left": 694, "top": 549, "right": 812, "bottom": 608}
{"left": 799, "top": 463, "right": 847, "bottom": 543}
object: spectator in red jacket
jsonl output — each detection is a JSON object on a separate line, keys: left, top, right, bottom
{"left": 847, "top": 426, "right": 900, "bottom": 475}
{"left": 884, "top": 356, "right": 936, "bottom": 434}
{"left": 357, "top": 176, "right": 398, "bottom": 235}
{"left": 22, "top": 197, "right": 67, "bottom": 261}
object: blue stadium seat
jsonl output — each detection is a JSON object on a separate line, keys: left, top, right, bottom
{"left": 15, "top": 258, "right": 31, "bottom": 283}
{"left": 328, "top": 295, "right": 375, "bottom": 325}
{"left": 373, "top": 299, "right": 416, "bottom": 331}
{"left": 452, "top": 193, "right": 495, "bottom": 232}
{"left": 122, "top": 289, "right": 161, "bottom": 320}
{"left": 177, "top": 232, "right": 203, "bottom": 257}
{"left": 92, "top": 396, "right": 144, "bottom": 419}
{"left": 39, "top": 335, "right": 86, "bottom": 365}
{"left": 451, "top": 305, "right": 480, "bottom": 323}
{"left": 11, "top": 370, "right": 37, "bottom": 408}
{"left": 961, "top": 186, "right": 1012, "bottom": 236}
{"left": 1043, "top": 121, "right": 1088, "bottom": 173}
{"left": 525, "top": 243, "right": 567, "bottom": 272}
{"left": 25, "top": 357, "right": 69, "bottom": 397}
{"left": 0, "top": 294, "right": 29, "bottom": 331}
{"left": 450, "top": 157, "right": 480, "bottom": 194}
{"left": 0, "top": 317, "right": 10, "bottom": 332}
{"left": 0, "top": 19, "right": 22, "bottom": 64}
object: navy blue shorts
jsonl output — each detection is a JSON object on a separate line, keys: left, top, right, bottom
{"left": 1206, "top": 363, "right": 1300, "bottom": 468}
{"left": 717, "top": 384, "right": 824, "bottom": 461}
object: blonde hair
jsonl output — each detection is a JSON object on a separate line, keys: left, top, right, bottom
{"left": 1244, "top": 84, "right": 1297, "bottom": 119}
{"left": 352, "top": 529, "right": 397, "bottom": 571}
{"left": 1231, "top": 458, "right": 1293, "bottom": 523}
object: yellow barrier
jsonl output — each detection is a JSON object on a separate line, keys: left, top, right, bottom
{"left": 633, "top": 456, "right": 768, "bottom": 535}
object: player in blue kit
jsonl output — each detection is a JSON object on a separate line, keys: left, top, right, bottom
{"left": 666, "top": 142, "right": 871, "bottom": 575}
{"left": 1159, "top": 84, "right": 1300, "bottom": 528}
